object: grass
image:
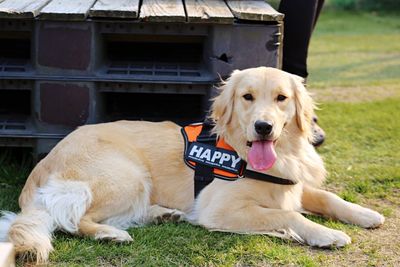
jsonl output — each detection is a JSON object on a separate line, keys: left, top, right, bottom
{"left": 1, "top": 10, "right": 400, "bottom": 267}
{"left": 49, "top": 226, "right": 317, "bottom": 267}
{"left": 0, "top": 150, "right": 31, "bottom": 212}
{"left": 318, "top": 100, "right": 400, "bottom": 203}
{"left": 308, "top": 11, "right": 400, "bottom": 88}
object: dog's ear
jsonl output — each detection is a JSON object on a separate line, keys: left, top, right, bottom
{"left": 291, "top": 74, "right": 314, "bottom": 138}
{"left": 210, "top": 70, "right": 241, "bottom": 128}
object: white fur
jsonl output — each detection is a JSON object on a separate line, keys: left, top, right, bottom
{"left": 335, "top": 201, "right": 385, "bottom": 228}
{"left": 0, "top": 211, "right": 17, "bottom": 241}
{"left": 94, "top": 228, "right": 133, "bottom": 242}
{"left": 303, "top": 227, "right": 351, "bottom": 248}
{"left": 101, "top": 179, "right": 151, "bottom": 229}
{"left": 35, "top": 178, "right": 92, "bottom": 233}
{"left": 10, "top": 209, "right": 56, "bottom": 261}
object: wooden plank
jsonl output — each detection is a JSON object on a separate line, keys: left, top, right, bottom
{"left": 89, "top": 0, "right": 140, "bottom": 18}
{"left": 185, "top": 0, "right": 234, "bottom": 24}
{"left": 140, "top": 0, "right": 186, "bottom": 22}
{"left": 226, "top": 0, "right": 284, "bottom": 21}
{"left": 0, "top": 0, "right": 52, "bottom": 18}
{"left": 0, "top": 243, "right": 15, "bottom": 267}
{"left": 39, "top": 0, "right": 97, "bottom": 20}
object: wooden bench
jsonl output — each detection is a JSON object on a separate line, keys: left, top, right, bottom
{"left": 0, "top": 243, "right": 15, "bottom": 267}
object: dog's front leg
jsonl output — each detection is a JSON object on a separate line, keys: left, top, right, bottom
{"left": 302, "top": 185, "right": 384, "bottom": 228}
{"left": 200, "top": 205, "right": 351, "bottom": 248}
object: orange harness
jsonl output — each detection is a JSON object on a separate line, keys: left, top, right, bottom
{"left": 181, "top": 123, "right": 245, "bottom": 180}
{"left": 181, "top": 122, "right": 296, "bottom": 197}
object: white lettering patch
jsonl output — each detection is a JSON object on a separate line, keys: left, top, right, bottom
{"left": 186, "top": 142, "right": 244, "bottom": 174}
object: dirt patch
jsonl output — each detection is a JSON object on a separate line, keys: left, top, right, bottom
{"left": 307, "top": 199, "right": 400, "bottom": 266}
{"left": 310, "top": 86, "right": 400, "bottom": 103}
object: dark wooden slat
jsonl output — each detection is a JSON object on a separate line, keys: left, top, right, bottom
{"left": 226, "top": 0, "right": 284, "bottom": 21}
{"left": 185, "top": 0, "right": 234, "bottom": 24}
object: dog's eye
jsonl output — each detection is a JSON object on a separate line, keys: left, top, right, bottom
{"left": 243, "top": 94, "right": 254, "bottom": 101}
{"left": 277, "top": 94, "right": 287, "bottom": 102}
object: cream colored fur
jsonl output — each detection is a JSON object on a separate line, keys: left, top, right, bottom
{"left": 0, "top": 67, "right": 384, "bottom": 263}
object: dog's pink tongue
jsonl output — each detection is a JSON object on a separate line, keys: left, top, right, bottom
{"left": 248, "top": 141, "right": 277, "bottom": 171}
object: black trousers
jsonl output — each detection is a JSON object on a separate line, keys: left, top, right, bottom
{"left": 279, "top": 0, "right": 325, "bottom": 78}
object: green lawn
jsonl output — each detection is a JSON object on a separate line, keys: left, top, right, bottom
{"left": 308, "top": 11, "right": 400, "bottom": 88}
{"left": 1, "top": 10, "right": 400, "bottom": 267}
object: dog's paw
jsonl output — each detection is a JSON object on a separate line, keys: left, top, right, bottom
{"left": 306, "top": 228, "right": 351, "bottom": 248}
{"left": 95, "top": 229, "right": 133, "bottom": 242}
{"left": 155, "top": 209, "right": 185, "bottom": 224}
{"left": 351, "top": 207, "right": 385, "bottom": 229}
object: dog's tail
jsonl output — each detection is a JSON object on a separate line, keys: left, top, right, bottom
{"left": 0, "top": 178, "right": 93, "bottom": 263}
{"left": 0, "top": 208, "right": 55, "bottom": 263}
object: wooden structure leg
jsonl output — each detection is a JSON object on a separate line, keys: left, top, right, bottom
{"left": 0, "top": 243, "right": 15, "bottom": 267}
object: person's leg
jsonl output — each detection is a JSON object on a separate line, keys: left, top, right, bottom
{"left": 279, "top": 0, "right": 324, "bottom": 78}
{"left": 279, "top": 0, "right": 326, "bottom": 147}
{"left": 314, "top": 0, "right": 325, "bottom": 29}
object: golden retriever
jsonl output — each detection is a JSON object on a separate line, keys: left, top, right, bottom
{"left": 0, "top": 67, "right": 384, "bottom": 263}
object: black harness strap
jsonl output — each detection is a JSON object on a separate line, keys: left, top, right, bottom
{"left": 194, "top": 119, "right": 217, "bottom": 197}
{"left": 243, "top": 168, "right": 296, "bottom": 185}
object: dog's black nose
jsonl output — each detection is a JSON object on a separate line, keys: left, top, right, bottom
{"left": 254, "top": 120, "right": 273, "bottom": 136}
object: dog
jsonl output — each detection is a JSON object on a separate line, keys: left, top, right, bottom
{"left": 311, "top": 115, "right": 325, "bottom": 147}
{"left": 0, "top": 67, "right": 384, "bottom": 263}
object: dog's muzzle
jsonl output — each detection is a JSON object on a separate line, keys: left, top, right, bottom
{"left": 311, "top": 116, "right": 325, "bottom": 147}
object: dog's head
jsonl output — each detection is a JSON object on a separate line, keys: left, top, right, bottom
{"left": 211, "top": 67, "right": 315, "bottom": 171}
